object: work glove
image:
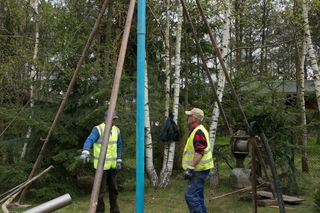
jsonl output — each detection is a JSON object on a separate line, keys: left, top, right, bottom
{"left": 184, "top": 166, "right": 194, "bottom": 180}
{"left": 80, "top": 150, "right": 90, "bottom": 164}
{"left": 116, "top": 159, "right": 122, "bottom": 171}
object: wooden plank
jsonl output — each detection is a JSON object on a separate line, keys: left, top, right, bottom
{"left": 257, "top": 199, "right": 278, "bottom": 207}
{"left": 209, "top": 184, "right": 267, "bottom": 201}
{"left": 257, "top": 191, "right": 304, "bottom": 204}
{"left": 209, "top": 186, "right": 253, "bottom": 201}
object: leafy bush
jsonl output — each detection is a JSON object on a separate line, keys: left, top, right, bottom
{"left": 226, "top": 84, "right": 303, "bottom": 195}
{"left": 0, "top": 164, "right": 30, "bottom": 193}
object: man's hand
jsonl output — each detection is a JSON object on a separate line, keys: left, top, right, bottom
{"left": 116, "top": 159, "right": 122, "bottom": 171}
{"left": 184, "top": 166, "right": 194, "bottom": 180}
{"left": 80, "top": 150, "right": 90, "bottom": 164}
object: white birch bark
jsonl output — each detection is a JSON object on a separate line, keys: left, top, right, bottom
{"left": 209, "top": 1, "right": 231, "bottom": 150}
{"left": 164, "top": 0, "right": 171, "bottom": 118}
{"left": 21, "top": 0, "right": 40, "bottom": 159}
{"left": 303, "top": 0, "right": 320, "bottom": 112}
{"left": 159, "top": 0, "right": 182, "bottom": 188}
{"left": 209, "top": 1, "right": 231, "bottom": 187}
{"left": 160, "top": 0, "right": 171, "bottom": 182}
{"left": 301, "top": 0, "right": 310, "bottom": 172}
{"left": 144, "top": 62, "right": 159, "bottom": 188}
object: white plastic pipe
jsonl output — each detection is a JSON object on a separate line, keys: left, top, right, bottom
{"left": 23, "top": 193, "right": 72, "bottom": 213}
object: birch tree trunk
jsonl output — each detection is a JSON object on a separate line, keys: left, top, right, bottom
{"left": 209, "top": 0, "right": 231, "bottom": 151}
{"left": 234, "top": 0, "right": 243, "bottom": 69}
{"left": 183, "top": 22, "right": 189, "bottom": 108}
{"left": 21, "top": 0, "right": 40, "bottom": 159}
{"left": 303, "top": 0, "right": 320, "bottom": 112}
{"left": 260, "top": 0, "right": 270, "bottom": 73}
{"left": 209, "top": 0, "right": 231, "bottom": 187}
{"left": 160, "top": 0, "right": 171, "bottom": 185}
{"left": 301, "top": 0, "right": 311, "bottom": 172}
{"left": 159, "top": 0, "right": 182, "bottom": 188}
{"left": 164, "top": 0, "right": 171, "bottom": 118}
{"left": 144, "top": 62, "right": 159, "bottom": 188}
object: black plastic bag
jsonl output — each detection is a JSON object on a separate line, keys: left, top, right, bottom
{"left": 159, "top": 115, "right": 179, "bottom": 142}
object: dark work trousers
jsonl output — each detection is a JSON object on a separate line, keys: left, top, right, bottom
{"left": 185, "top": 169, "right": 210, "bottom": 213}
{"left": 96, "top": 169, "right": 120, "bottom": 213}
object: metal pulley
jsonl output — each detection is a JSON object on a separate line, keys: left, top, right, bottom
{"left": 230, "top": 132, "right": 250, "bottom": 168}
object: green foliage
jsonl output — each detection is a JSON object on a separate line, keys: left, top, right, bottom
{"left": 0, "top": 0, "right": 33, "bottom": 106}
{"left": 0, "top": 0, "right": 319, "bottom": 202}
{"left": 29, "top": 180, "right": 79, "bottom": 202}
{"left": 0, "top": 163, "right": 30, "bottom": 192}
{"left": 225, "top": 81, "right": 305, "bottom": 194}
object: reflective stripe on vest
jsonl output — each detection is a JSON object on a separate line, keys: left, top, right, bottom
{"left": 93, "top": 123, "right": 119, "bottom": 170}
{"left": 182, "top": 124, "right": 214, "bottom": 171}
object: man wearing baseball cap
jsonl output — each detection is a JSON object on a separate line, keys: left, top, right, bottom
{"left": 183, "top": 108, "right": 214, "bottom": 213}
{"left": 80, "top": 110, "right": 123, "bottom": 213}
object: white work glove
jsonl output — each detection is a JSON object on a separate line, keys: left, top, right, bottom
{"left": 184, "top": 166, "right": 194, "bottom": 180}
{"left": 116, "top": 159, "right": 122, "bottom": 171}
{"left": 80, "top": 150, "right": 90, "bottom": 164}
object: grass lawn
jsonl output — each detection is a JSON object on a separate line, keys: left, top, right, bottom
{"left": 12, "top": 137, "right": 320, "bottom": 213}
{"left": 14, "top": 174, "right": 319, "bottom": 213}
{"left": 54, "top": 173, "right": 318, "bottom": 213}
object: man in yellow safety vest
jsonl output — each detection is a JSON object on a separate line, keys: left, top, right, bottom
{"left": 80, "top": 110, "right": 123, "bottom": 213}
{"left": 183, "top": 108, "right": 214, "bottom": 213}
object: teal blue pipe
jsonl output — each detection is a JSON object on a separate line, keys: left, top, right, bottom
{"left": 136, "top": 0, "right": 145, "bottom": 212}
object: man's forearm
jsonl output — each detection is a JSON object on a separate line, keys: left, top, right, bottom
{"left": 190, "top": 152, "right": 203, "bottom": 167}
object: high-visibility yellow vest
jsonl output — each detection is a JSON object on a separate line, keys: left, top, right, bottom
{"left": 182, "top": 124, "right": 214, "bottom": 171}
{"left": 93, "top": 123, "right": 119, "bottom": 170}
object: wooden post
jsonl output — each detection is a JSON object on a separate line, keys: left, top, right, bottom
{"left": 250, "top": 138, "right": 257, "bottom": 213}
{"left": 18, "top": 0, "right": 112, "bottom": 203}
{"left": 180, "top": 0, "right": 233, "bottom": 135}
{"left": 87, "top": 0, "right": 136, "bottom": 212}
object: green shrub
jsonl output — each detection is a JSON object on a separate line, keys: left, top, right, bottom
{"left": 315, "top": 187, "right": 320, "bottom": 211}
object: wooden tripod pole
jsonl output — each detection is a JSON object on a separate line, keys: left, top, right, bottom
{"left": 190, "top": 1, "right": 285, "bottom": 212}
{"left": 18, "top": 0, "right": 111, "bottom": 203}
{"left": 88, "top": 0, "right": 136, "bottom": 212}
{"left": 180, "top": 0, "right": 233, "bottom": 135}
{"left": 250, "top": 138, "right": 258, "bottom": 213}
{"left": 195, "top": 0, "right": 250, "bottom": 129}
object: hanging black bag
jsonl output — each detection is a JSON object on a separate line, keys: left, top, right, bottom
{"left": 160, "top": 115, "right": 180, "bottom": 142}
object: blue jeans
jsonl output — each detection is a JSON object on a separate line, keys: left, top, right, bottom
{"left": 185, "top": 169, "right": 210, "bottom": 213}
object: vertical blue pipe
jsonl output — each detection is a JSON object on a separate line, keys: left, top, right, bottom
{"left": 136, "top": 0, "right": 145, "bottom": 212}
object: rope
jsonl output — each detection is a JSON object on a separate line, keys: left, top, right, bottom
{"left": 0, "top": 100, "right": 30, "bottom": 138}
